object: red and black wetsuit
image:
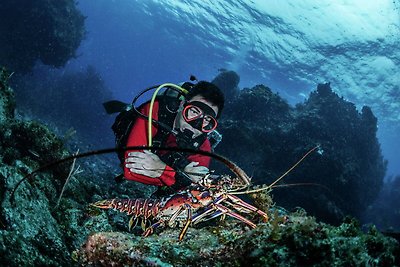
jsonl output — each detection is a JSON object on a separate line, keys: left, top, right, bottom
{"left": 124, "top": 101, "right": 211, "bottom": 189}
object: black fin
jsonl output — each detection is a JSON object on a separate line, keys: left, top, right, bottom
{"left": 103, "top": 100, "right": 130, "bottom": 114}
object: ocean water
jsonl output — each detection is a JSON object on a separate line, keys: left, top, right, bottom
{"left": 1, "top": 1, "right": 400, "bottom": 265}
{"left": 67, "top": 0, "right": 400, "bottom": 178}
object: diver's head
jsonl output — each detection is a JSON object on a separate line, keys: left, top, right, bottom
{"left": 186, "top": 81, "right": 224, "bottom": 118}
{"left": 174, "top": 81, "right": 224, "bottom": 138}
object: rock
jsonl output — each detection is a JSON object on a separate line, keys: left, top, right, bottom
{"left": 212, "top": 70, "right": 240, "bottom": 102}
{"left": 0, "top": 0, "right": 85, "bottom": 73}
{"left": 75, "top": 212, "right": 399, "bottom": 266}
{"left": 215, "top": 80, "right": 386, "bottom": 224}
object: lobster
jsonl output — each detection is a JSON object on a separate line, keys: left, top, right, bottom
{"left": 90, "top": 146, "right": 318, "bottom": 240}
{"left": 91, "top": 174, "right": 269, "bottom": 240}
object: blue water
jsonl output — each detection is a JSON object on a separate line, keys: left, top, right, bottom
{"left": 64, "top": 0, "right": 400, "bottom": 179}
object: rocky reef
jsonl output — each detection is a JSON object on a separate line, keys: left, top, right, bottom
{"left": 75, "top": 212, "right": 399, "bottom": 266}
{"left": 214, "top": 71, "right": 387, "bottom": 225}
{"left": 0, "top": 0, "right": 85, "bottom": 73}
{"left": 211, "top": 70, "right": 241, "bottom": 103}
{"left": 1, "top": 67, "right": 76, "bottom": 265}
{"left": 0, "top": 68, "right": 151, "bottom": 265}
{"left": 0, "top": 68, "right": 398, "bottom": 266}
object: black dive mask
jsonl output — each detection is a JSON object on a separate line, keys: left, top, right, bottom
{"left": 182, "top": 101, "right": 218, "bottom": 133}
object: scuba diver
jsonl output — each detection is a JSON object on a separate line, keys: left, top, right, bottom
{"left": 105, "top": 80, "right": 224, "bottom": 197}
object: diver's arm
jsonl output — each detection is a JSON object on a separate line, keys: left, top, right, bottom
{"left": 124, "top": 101, "right": 177, "bottom": 186}
{"left": 187, "top": 138, "right": 212, "bottom": 167}
{"left": 124, "top": 102, "right": 213, "bottom": 187}
{"left": 183, "top": 139, "right": 212, "bottom": 182}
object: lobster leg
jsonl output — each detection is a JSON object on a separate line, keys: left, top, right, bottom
{"left": 191, "top": 195, "right": 229, "bottom": 224}
{"left": 163, "top": 203, "right": 194, "bottom": 240}
{"left": 178, "top": 204, "right": 193, "bottom": 241}
{"left": 167, "top": 205, "right": 187, "bottom": 227}
{"left": 213, "top": 204, "right": 257, "bottom": 228}
{"left": 191, "top": 204, "right": 220, "bottom": 224}
{"left": 192, "top": 202, "right": 257, "bottom": 228}
{"left": 129, "top": 216, "right": 139, "bottom": 231}
{"left": 143, "top": 204, "right": 193, "bottom": 240}
{"left": 143, "top": 221, "right": 163, "bottom": 237}
{"left": 194, "top": 209, "right": 223, "bottom": 222}
{"left": 226, "top": 194, "right": 269, "bottom": 221}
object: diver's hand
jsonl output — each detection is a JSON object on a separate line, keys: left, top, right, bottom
{"left": 125, "top": 150, "right": 166, "bottom": 178}
{"left": 184, "top": 162, "right": 209, "bottom": 183}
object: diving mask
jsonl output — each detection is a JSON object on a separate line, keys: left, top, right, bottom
{"left": 182, "top": 101, "right": 218, "bottom": 133}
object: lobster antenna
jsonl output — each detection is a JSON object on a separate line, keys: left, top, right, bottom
{"left": 10, "top": 146, "right": 250, "bottom": 201}
{"left": 231, "top": 145, "right": 319, "bottom": 195}
{"left": 270, "top": 182, "right": 329, "bottom": 191}
{"left": 55, "top": 149, "right": 80, "bottom": 208}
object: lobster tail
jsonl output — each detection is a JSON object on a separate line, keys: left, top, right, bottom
{"left": 91, "top": 198, "right": 162, "bottom": 218}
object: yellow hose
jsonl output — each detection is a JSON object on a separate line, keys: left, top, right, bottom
{"left": 147, "top": 83, "right": 188, "bottom": 146}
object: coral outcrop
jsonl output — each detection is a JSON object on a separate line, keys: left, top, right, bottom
{"left": 0, "top": 67, "right": 74, "bottom": 265}
{"left": 289, "top": 83, "right": 386, "bottom": 222}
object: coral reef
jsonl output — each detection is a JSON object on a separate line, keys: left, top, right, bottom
{"left": 288, "top": 83, "right": 386, "bottom": 222}
{"left": 0, "top": 0, "right": 85, "bottom": 73}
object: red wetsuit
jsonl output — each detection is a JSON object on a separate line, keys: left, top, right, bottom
{"left": 124, "top": 101, "right": 212, "bottom": 187}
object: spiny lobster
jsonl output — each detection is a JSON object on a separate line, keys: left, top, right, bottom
{"left": 10, "top": 145, "right": 317, "bottom": 240}
{"left": 90, "top": 146, "right": 318, "bottom": 240}
{"left": 91, "top": 174, "right": 269, "bottom": 240}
